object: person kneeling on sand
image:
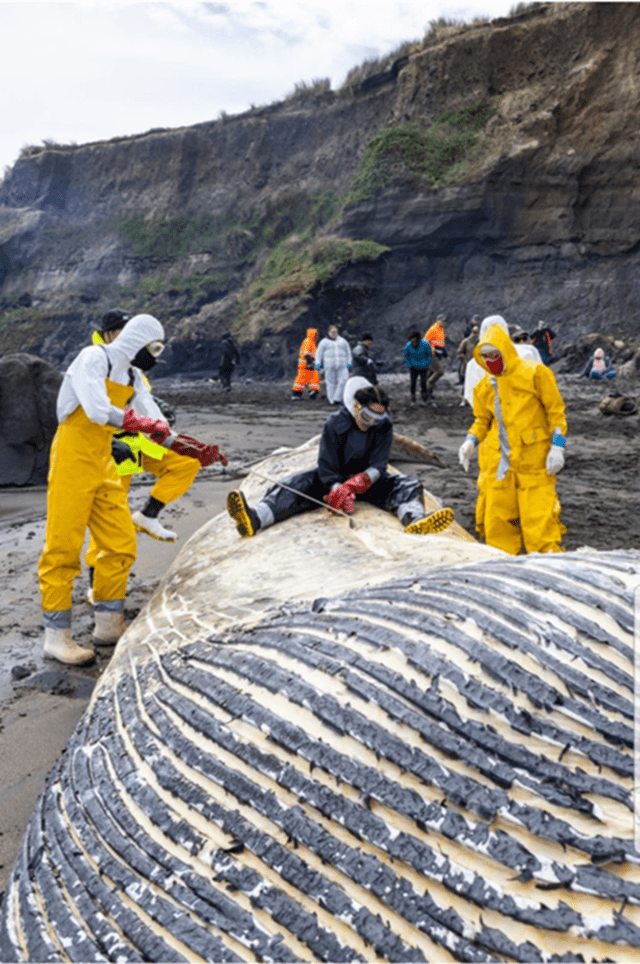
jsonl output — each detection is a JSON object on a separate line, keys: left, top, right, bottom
{"left": 227, "top": 376, "right": 454, "bottom": 538}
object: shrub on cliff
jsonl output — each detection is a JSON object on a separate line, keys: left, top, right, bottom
{"left": 345, "top": 103, "right": 498, "bottom": 205}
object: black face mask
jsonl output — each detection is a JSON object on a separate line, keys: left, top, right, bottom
{"left": 131, "top": 346, "right": 157, "bottom": 371}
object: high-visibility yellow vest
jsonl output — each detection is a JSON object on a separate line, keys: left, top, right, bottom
{"left": 112, "top": 433, "right": 168, "bottom": 476}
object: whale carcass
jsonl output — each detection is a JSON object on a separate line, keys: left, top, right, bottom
{"left": 1, "top": 439, "right": 639, "bottom": 962}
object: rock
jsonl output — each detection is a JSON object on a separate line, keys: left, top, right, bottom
{"left": 0, "top": 353, "right": 62, "bottom": 485}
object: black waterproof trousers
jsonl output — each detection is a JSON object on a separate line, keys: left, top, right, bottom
{"left": 409, "top": 367, "right": 429, "bottom": 400}
{"left": 260, "top": 469, "right": 424, "bottom": 525}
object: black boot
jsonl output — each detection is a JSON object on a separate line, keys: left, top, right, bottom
{"left": 227, "top": 490, "right": 261, "bottom": 538}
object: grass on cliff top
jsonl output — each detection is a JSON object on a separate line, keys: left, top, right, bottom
{"left": 345, "top": 104, "right": 498, "bottom": 205}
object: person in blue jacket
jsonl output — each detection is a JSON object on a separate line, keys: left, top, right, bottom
{"left": 403, "top": 329, "right": 432, "bottom": 404}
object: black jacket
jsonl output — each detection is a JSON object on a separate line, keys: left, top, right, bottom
{"left": 317, "top": 406, "right": 392, "bottom": 488}
{"left": 351, "top": 343, "right": 378, "bottom": 383}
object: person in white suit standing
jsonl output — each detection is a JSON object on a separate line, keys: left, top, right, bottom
{"left": 315, "top": 325, "right": 352, "bottom": 404}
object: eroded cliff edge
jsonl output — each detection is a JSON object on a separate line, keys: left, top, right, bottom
{"left": 0, "top": 2, "right": 639, "bottom": 376}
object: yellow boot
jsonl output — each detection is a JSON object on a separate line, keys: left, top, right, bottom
{"left": 405, "top": 507, "right": 454, "bottom": 535}
{"left": 227, "top": 490, "right": 260, "bottom": 538}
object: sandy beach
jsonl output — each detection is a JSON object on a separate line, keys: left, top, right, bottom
{"left": 1, "top": 369, "right": 638, "bottom": 899}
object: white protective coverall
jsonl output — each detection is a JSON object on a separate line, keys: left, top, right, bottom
{"left": 464, "top": 323, "right": 567, "bottom": 554}
{"left": 38, "top": 315, "right": 166, "bottom": 631}
{"left": 315, "top": 333, "right": 352, "bottom": 404}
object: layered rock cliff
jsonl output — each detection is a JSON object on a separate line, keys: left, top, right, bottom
{"left": 0, "top": 2, "right": 639, "bottom": 377}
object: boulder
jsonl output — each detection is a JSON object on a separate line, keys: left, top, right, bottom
{"left": 0, "top": 352, "right": 62, "bottom": 485}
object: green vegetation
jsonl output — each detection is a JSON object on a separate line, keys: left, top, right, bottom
{"left": 247, "top": 234, "right": 389, "bottom": 307}
{"left": 345, "top": 104, "right": 498, "bottom": 205}
{"left": 115, "top": 186, "right": 389, "bottom": 332}
{"left": 120, "top": 211, "right": 260, "bottom": 260}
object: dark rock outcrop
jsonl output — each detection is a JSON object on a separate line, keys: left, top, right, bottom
{"left": 0, "top": 353, "right": 61, "bottom": 485}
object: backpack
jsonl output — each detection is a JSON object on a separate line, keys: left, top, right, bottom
{"left": 599, "top": 393, "right": 638, "bottom": 416}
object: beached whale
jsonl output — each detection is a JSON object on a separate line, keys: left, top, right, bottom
{"left": 1, "top": 439, "right": 639, "bottom": 962}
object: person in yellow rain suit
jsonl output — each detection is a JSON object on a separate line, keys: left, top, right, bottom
{"left": 291, "top": 327, "right": 320, "bottom": 400}
{"left": 89, "top": 310, "right": 199, "bottom": 542}
{"left": 458, "top": 321, "right": 567, "bottom": 554}
{"left": 38, "top": 314, "right": 172, "bottom": 666}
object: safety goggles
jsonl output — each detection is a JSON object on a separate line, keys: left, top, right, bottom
{"left": 357, "top": 404, "right": 386, "bottom": 427}
{"left": 146, "top": 340, "right": 165, "bottom": 358}
{"left": 512, "top": 334, "right": 528, "bottom": 344}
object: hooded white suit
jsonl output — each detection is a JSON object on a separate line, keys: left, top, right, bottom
{"left": 39, "top": 315, "right": 166, "bottom": 628}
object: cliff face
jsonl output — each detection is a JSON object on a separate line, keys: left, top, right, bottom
{"left": 1, "top": 2, "right": 639, "bottom": 376}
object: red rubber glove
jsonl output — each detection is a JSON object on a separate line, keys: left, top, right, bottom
{"left": 170, "top": 433, "right": 228, "bottom": 467}
{"left": 323, "top": 472, "right": 371, "bottom": 514}
{"left": 122, "top": 409, "right": 171, "bottom": 443}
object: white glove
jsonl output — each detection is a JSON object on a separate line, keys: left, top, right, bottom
{"left": 546, "top": 429, "right": 566, "bottom": 475}
{"left": 458, "top": 435, "right": 477, "bottom": 473}
{"left": 546, "top": 445, "right": 565, "bottom": 475}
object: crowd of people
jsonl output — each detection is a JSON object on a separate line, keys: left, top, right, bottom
{"left": 229, "top": 312, "right": 574, "bottom": 558}
{"left": 40, "top": 305, "right": 600, "bottom": 667}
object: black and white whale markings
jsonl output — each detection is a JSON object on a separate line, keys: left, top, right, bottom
{"left": 1, "top": 546, "right": 639, "bottom": 962}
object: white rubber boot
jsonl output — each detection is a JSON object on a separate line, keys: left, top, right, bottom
{"left": 131, "top": 510, "right": 177, "bottom": 542}
{"left": 44, "top": 628, "right": 95, "bottom": 666}
{"left": 93, "top": 611, "right": 126, "bottom": 645}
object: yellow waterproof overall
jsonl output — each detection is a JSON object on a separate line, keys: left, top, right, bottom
{"left": 469, "top": 325, "right": 567, "bottom": 555}
{"left": 84, "top": 444, "right": 198, "bottom": 569}
{"left": 38, "top": 379, "right": 137, "bottom": 614}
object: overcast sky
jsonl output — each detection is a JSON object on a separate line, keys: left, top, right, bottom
{"left": 1, "top": 0, "right": 526, "bottom": 175}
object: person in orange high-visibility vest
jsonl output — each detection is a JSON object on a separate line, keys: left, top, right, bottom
{"left": 291, "top": 328, "right": 320, "bottom": 400}
{"left": 424, "top": 314, "right": 448, "bottom": 396}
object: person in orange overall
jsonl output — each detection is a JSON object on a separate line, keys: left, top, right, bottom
{"left": 458, "top": 322, "right": 567, "bottom": 554}
{"left": 291, "top": 327, "right": 320, "bottom": 400}
{"left": 424, "top": 314, "right": 448, "bottom": 396}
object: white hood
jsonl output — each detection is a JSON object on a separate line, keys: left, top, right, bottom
{"left": 343, "top": 376, "right": 372, "bottom": 419}
{"left": 105, "top": 314, "right": 164, "bottom": 363}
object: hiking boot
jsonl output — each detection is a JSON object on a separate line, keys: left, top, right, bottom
{"left": 291, "top": 391, "right": 303, "bottom": 401}
{"left": 405, "top": 507, "right": 454, "bottom": 536}
{"left": 93, "top": 611, "right": 126, "bottom": 645}
{"left": 44, "top": 628, "right": 95, "bottom": 666}
{"left": 131, "top": 510, "right": 178, "bottom": 542}
{"left": 227, "top": 490, "right": 261, "bottom": 538}
{"left": 308, "top": 389, "right": 319, "bottom": 399}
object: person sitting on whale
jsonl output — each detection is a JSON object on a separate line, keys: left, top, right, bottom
{"left": 227, "top": 376, "right": 454, "bottom": 537}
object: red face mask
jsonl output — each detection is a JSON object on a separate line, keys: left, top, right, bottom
{"left": 484, "top": 354, "right": 504, "bottom": 375}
